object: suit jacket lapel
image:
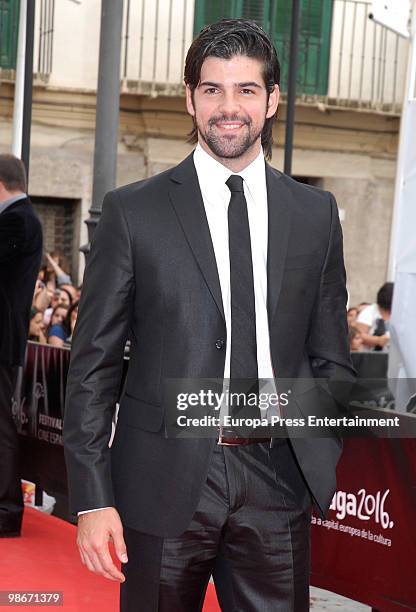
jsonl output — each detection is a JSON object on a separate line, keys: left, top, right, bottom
{"left": 266, "top": 164, "right": 293, "bottom": 325}
{"left": 169, "top": 154, "right": 225, "bottom": 321}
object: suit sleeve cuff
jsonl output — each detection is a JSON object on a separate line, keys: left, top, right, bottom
{"left": 77, "top": 506, "right": 113, "bottom": 516}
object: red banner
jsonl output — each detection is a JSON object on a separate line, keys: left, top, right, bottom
{"left": 311, "top": 438, "right": 416, "bottom": 611}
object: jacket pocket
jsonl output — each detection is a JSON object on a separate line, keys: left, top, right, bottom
{"left": 117, "top": 392, "right": 164, "bottom": 433}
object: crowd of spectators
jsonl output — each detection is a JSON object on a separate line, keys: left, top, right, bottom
{"left": 29, "top": 251, "right": 80, "bottom": 348}
{"left": 347, "top": 282, "right": 394, "bottom": 353}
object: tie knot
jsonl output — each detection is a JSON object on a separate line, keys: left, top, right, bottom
{"left": 226, "top": 175, "right": 244, "bottom": 193}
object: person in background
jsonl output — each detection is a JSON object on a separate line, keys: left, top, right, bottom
{"left": 64, "top": 301, "right": 79, "bottom": 346}
{"left": 47, "top": 304, "right": 69, "bottom": 347}
{"left": 45, "top": 252, "right": 77, "bottom": 300}
{"left": 58, "top": 287, "right": 72, "bottom": 308}
{"left": 60, "top": 283, "right": 77, "bottom": 301}
{"left": 38, "top": 262, "right": 56, "bottom": 293}
{"left": 35, "top": 270, "right": 76, "bottom": 326}
{"left": 357, "top": 301, "right": 370, "bottom": 314}
{"left": 32, "top": 278, "right": 51, "bottom": 314}
{"left": 347, "top": 307, "right": 358, "bottom": 326}
{"left": 42, "top": 286, "right": 74, "bottom": 325}
{"left": 0, "top": 154, "right": 43, "bottom": 537}
{"left": 43, "top": 287, "right": 61, "bottom": 327}
{"left": 28, "top": 308, "right": 47, "bottom": 344}
{"left": 44, "top": 251, "right": 73, "bottom": 290}
{"left": 355, "top": 283, "right": 394, "bottom": 351}
{"left": 349, "top": 327, "right": 363, "bottom": 352}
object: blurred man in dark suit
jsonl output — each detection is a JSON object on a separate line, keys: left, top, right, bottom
{"left": 0, "top": 154, "right": 43, "bottom": 537}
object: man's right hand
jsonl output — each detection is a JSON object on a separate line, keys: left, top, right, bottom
{"left": 77, "top": 507, "right": 128, "bottom": 582}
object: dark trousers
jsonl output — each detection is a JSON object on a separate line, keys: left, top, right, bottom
{"left": 0, "top": 364, "right": 23, "bottom": 534}
{"left": 120, "top": 440, "right": 312, "bottom": 611}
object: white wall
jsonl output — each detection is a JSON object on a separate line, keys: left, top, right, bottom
{"left": 45, "top": 0, "right": 100, "bottom": 90}
{"left": 32, "top": 0, "right": 100, "bottom": 90}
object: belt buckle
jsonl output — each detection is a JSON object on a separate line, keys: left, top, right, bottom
{"left": 217, "top": 426, "right": 237, "bottom": 446}
{"left": 217, "top": 433, "right": 234, "bottom": 446}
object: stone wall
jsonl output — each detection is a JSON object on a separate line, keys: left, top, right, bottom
{"left": 321, "top": 177, "right": 395, "bottom": 307}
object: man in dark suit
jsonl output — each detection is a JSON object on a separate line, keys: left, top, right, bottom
{"left": 0, "top": 154, "right": 43, "bottom": 537}
{"left": 63, "top": 20, "right": 355, "bottom": 611}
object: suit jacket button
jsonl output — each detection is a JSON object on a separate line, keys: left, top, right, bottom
{"left": 215, "top": 339, "right": 225, "bottom": 350}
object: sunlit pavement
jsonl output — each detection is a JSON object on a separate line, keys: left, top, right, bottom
{"left": 310, "top": 587, "right": 369, "bottom": 610}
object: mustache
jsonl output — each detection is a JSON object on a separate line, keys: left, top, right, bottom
{"left": 208, "top": 114, "right": 251, "bottom": 127}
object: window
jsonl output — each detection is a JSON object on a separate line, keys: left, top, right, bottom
{"left": 193, "top": 0, "right": 333, "bottom": 95}
{"left": 31, "top": 196, "right": 79, "bottom": 285}
{"left": 0, "top": 0, "right": 20, "bottom": 70}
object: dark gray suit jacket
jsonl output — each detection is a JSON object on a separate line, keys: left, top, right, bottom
{"left": 63, "top": 153, "right": 355, "bottom": 536}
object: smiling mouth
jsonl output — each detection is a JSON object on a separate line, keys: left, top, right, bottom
{"left": 215, "top": 122, "right": 245, "bottom": 130}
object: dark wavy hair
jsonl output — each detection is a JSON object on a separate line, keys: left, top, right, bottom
{"left": 184, "top": 19, "right": 280, "bottom": 160}
{"left": 377, "top": 282, "right": 394, "bottom": 312}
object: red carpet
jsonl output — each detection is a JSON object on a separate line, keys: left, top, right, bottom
{"left": 0, "top": 507, "right": 220, "bottom": 611}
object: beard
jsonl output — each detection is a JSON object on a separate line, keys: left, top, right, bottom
{"left": 197, "top": 113, "right": 264, "bottom": 159}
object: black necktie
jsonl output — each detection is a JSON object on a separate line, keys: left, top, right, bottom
{"left": 226, "top": 175, "right": 259, "bottom": 431}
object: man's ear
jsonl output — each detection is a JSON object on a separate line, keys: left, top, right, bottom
{"left": 266, "top": 84, "right": 280, "bottom": 119}
{"left": 185, "top": 85, "right": 196, "bottom": 117}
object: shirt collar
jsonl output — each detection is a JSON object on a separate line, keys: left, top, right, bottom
{"left": 0, "top": 193, "right": 27, "bottom": 214}
{"left": 193, "top": 143, "right": 265, "bottom": 194}
{"left": 239, "top": 147, "right": 266, "bottom": 197}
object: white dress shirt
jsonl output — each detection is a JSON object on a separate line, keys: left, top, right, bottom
{"left": 79, "top": 144, "right": 276, "bottom": 515}
{"left": 193, "top": 143, "right": 275, "bottom": 383}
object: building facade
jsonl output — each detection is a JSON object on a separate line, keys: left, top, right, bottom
{"left": 0, "top": 0, "right": 408, "bottom": 303}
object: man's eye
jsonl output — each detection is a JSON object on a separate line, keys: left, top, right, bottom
{"left": 241, "top": 89, "right": 254, "bottom": 95}
{"left": 204, "top": 88, "right": 218, "bottom": 94}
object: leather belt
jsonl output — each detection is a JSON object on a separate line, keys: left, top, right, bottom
{"left": 217, "top": 435, "right": 272, "bottom": 446}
